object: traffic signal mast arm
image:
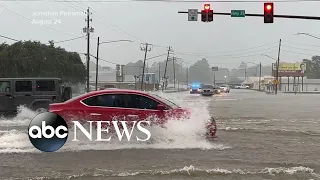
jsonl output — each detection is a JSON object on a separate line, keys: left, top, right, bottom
{"left": 179, "top": 11, "right": 320, "bottom": 20}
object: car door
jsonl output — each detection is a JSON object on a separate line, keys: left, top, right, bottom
{"left": 0, "top": 80, "right": 15, "bottom": 113}
{"left": 13, "top": 80, "right": 35, "bottom": 109}
{"left": 80, "top": 93, "right": 127, "bottom": 122}
{"left": 123, "top": 94, "right": 165, "bottom": 126}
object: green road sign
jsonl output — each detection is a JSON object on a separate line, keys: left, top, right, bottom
{"left": 231, "top": 10, "right": 245, "bottom": 17}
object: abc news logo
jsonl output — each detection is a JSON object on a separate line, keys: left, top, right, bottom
{"left": 28, "top": 112, "right": 151, "bottom": 152}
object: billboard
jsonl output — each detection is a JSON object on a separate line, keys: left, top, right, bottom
{"left": 212, "top": 66, "right": 218, "bottom": 71}
{"left": 272, "top": 62, "right": 306, "bottom": 77}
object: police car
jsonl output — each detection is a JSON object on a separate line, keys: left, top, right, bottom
{"left": 189, "top": 83, "right": 202, "bottom": 94}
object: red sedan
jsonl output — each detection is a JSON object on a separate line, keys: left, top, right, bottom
{"left": 49, "top": 89, "right": 217, "bottom": 139}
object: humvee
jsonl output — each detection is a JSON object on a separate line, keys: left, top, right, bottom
{"left": 0, "top": 78, "right": 72, "bottom": 115}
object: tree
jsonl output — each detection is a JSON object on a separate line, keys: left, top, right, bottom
{"left": 0, "top": 41, "right": 86, "bottom": 84}
{"left": 189, "top": 58, "right": 212, "bottom": 84}
{"left": 303, "top": 55, "right": 320, "bottom": 79}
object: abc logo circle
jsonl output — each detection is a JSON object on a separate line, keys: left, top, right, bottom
{"left": 28, "top": 112, "right": 68, "bottom": 152}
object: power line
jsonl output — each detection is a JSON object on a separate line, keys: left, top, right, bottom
{"left": 54, "top": 36, "right": 86, "bottom": 43}
{"left": 174, "top": 41, "right": 278, "bottom": 56}
{"left": 65, "top": 1, "right": 169, "bottom": 48}
{"left": 0, "top": 34, "right": 86, "bottom": 44}
{"left": 282, "top": 45, "right": 320, "bottom": 53}
{"left": 282, "top": 49, "right": 318, "bottom": 56}
{"left": 90, "top": 8, "right": 146, "bottom": 43}
{"left": 0, "top": 34, "right": 19, "bottom": 41}
{"left": 175, "top": 47, "right": 278, "bottom": 59}
{"left": 282, "top": 40, "right": 320, "bottom": 48}
{"left": 2, "top": 0, "right": 317, "bottom": 2}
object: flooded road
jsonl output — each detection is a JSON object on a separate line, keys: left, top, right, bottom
{"left": 0, "top": 90, "right": 319, "bottom": 180}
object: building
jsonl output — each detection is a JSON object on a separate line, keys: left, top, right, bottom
{"left": 237, "top": 75, "right": 320, "bottom": 92}
{"left": 89, "top": 70, "right": 159, "bottom": 90}
{"left": 241, "top": 77, "right": 263, "bottom": 89}
{"left": 279, "top": 77, "right": 320, "bottom": 92}
{"left": 227, "top": 77, "right": 246, "bottom": 86}
{"left": 240, "top": 76, "right": 274, "bottom": 90}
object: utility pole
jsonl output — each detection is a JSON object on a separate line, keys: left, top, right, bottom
{"left": 158, "top": 62, "right": 161, "bottom": 89}
{"left": 259, "top": 62, "right": 262, "bottom": 91}
{"left": 186, "top": 67, "right": 189, "bottom": 87}
{"left": 95, "top": 37, "right": 100, "bottom": 91}
{"left": 84, "top": 7, "right": 93, "bottom": 93}
{"left": 140, "top": 43, "right": 151, "bottom": 91}
{"left": 275, "top": 39, "right": 281, "bottom": 94}
{"left": 245, "top": 66, "right": 247, "bottom": 80}
{"left": 163, "top": 46, "right": 172, "bottom": 91}
{"left": 145, "top": 63, "right": 149, "bottom": 90}
{"left": 213, "top": 71, "right": 216, "bottom": 85}
{"left": 173, "top": 56, "right": 176, "bottom": 89}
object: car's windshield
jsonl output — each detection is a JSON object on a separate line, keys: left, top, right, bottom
{"left": 202, "top": 85, "right": 213, "bottom": 89}
{"left": 149, "top": 93, "right": 179, "bottom": 108}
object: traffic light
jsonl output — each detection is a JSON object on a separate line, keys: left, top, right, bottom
{"left": 201, "top": 10, "right": 207, "bottom": 22}
{"left": 204, "top": 4, "right": 210, "bottom": 11}
{"left": 264, "top": 2, "right": 274, "bottom": 23}
{"left": 201, "top": 4, "right": 213, "bottom": 22}
{"left": 208, "top": 10, "right": 213, "bottom": 22}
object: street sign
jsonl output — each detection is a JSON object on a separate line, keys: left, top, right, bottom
{"left": 116, "top": 64, "right": 120, "bottom": 70}
{"left": 117, "top": 75, "right": 123, "bottom": 82}
{"left": 188, "top": 9, "right": 198, "bottom": 21}
{"left": 212, "top": 66, "right": 218, "bottom": 71}
{"left": 231, "top": 10, "right": 245, "bottom": 17}
{"left": 273, "top": 79, "right": 279, "bottom": 84}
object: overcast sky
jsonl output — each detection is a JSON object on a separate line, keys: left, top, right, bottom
{"left": 0, "top": 0, "right": 320, "bottom": 69}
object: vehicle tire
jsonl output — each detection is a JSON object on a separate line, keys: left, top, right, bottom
{"left": 36, "top": 108, "right": 48, "bottom": 113}
{"left": 205, "top": 117, "right": 217, "bottom": 141}
{"left": 63, "top": 87, "right": 72, "bottom": 101}
{"left": 32, "top": 102, "right": 49, "bottom": 112}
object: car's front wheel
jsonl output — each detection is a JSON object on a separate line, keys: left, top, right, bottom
{"left": 206, "top": 117, "right": 217, "bottom": 140}
{"left": 36, "top": 108, "right": 48, "bottom": 114}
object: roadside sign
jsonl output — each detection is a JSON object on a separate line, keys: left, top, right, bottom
{"left": 117, "top": 75, "right": 123, "bottom": 82}
{"left": 188, "top": 9, "right": 198, "bottom": 21}
{"left": 231, "top": 10, "right": 245, "bottom": 17}
{"left": 212, "top": 66, "right": 218, "bottom": 71}
{"left": 273, "top": 79, "right": 279, "bottom": 84}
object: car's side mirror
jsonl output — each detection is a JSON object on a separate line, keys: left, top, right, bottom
{"left": 157, "top": 104, "right": 165, "bottom": 111}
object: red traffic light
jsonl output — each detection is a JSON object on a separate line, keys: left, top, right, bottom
{"left": 204, "top": 4, "right": 210, "bottom": 11}
{"left": 264, "top": 3, "right": 273, "bottom": 11}
{"left": 264, "top": 2, "right": 274, "bottom": 23}
{"left": 265, "top": 4, "right": 272, "bottom": 11}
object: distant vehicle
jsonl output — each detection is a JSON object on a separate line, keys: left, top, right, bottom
{"left": 213, "top": 85, "right": 221, "bottom": 94}
{"left": 200, "top": 84, "right": 214, "bottom": 96}
{"left": 235, "top": 85, "right": 250, "bottom": 89}
{"left": 220, "top": 84, "right": 230, "bottom": 93}
{"left": 49, "top": 89, "right": 217, "bottom": 139}
{"left": 0, "top": 78, "right": 72, "bottom": 115}
{"left": 101, "top": 84, "right": 116, "bottom": 89}
{"left": 189, "top": 83, "right": 201, "bottom": 94}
